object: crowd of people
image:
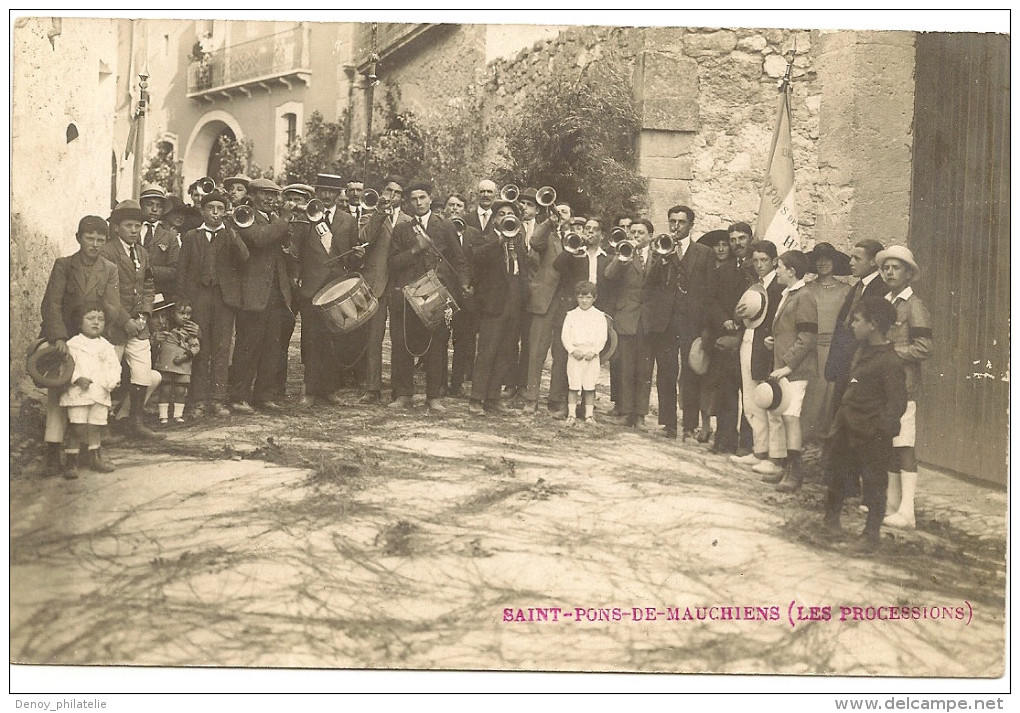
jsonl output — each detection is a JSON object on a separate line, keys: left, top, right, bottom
{"left": 35, "top": 171, "right": 933, "bottom": 553}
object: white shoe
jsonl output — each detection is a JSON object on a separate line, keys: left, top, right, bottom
{"left": 883, "top": 511, "right": 916, "bottom": 529}
{"left": 730, "top": 452, "right": 761, "bottom": 467}
{"left": 752, "top": 459, "right": 784, "bottom": 476}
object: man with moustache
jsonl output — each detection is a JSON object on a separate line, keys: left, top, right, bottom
{"left": 467, "top": 179, "right": 497, "bottom": 233}
{"left": 445, "top": 192, "right": 483, "bottom": 398}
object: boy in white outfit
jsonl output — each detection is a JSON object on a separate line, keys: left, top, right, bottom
{"left": 59, "top": 303, "right": 123, "bottom": 478}
{"left": 561, "top": 280, "right": 608, "bottom": 424}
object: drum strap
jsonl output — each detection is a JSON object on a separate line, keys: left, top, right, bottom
{"left": 402, "top": 300, "right": 434, "bottom": 359}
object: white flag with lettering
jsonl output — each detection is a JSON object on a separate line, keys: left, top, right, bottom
{"left": 755, "top": 87, "right": 801, "bottom": 251}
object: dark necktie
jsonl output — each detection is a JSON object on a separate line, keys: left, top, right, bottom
{"left": 129, "top": 244, "right": 140, "bottom": 270}
{"left": 142, "top": 223, "right": 154, "bottom": 247}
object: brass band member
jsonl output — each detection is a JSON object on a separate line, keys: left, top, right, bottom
{"left": 387, "top": 180, "right": 471, "bottom": 411}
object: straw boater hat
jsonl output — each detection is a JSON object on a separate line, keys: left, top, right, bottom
{"left": 222, "top": 174, "right": 252, "bottom": 190}
{"left": 735, "top": 283, "right": 769, "bottom": 330}
{"left": 600, "top": 314, "right": 618, "bottom": 366}
{"left": 26, "top": 339, "right": 75, "bottom": 389}
{"left": 753, "top": 377, "right": 794, "bottom": 413}
{"left": 139, "top": 182, "right": 167, "bottom": 203}
{"left": 875, "top": 245, "right": 921, "bottom": 281}
{"left": 314, "top": 173, "right": 345, "bottom": 190}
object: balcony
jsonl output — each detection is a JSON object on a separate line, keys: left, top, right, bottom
{"left": 187, "top": 25, "right": 311, "bottom": 101}
{"left": 354, "top": 23, "right": 441, "bottom": 70}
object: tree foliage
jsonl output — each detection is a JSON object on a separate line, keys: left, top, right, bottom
{"left": 493, "top": 59, "right": 646, "bottom": 219}
{"left": 142, "top": 142, "right": 178, "bottom": 196}
{"left": 210, "top": 135, "right": 274, "bottom": 182}
{"left": 281, "top": 111, "right": 344, "bottom": 185}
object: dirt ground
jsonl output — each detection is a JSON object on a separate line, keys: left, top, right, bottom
{"left": 9, "top": 330, "right": 1007, "bottom": 675}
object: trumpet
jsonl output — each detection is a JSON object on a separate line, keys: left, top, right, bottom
{"left": 499, "top": 184, "right": 520, "bottom": 202}
{"left": 196, "top": 176, "right": 216, "bottom": 196}
{"left": 232, "top": 204, "right": 256, "bottom": 229}
{"left": 536, "top": 185, "right": 557, "bottom": 207}
{"left": 608, "top": 227, "right": 629, "bottom": 249}
{"left": 497, "top": 214, "right": 521, "bottom": 239}
{"left": 451, "top": 216, "right": 466, "bottom": 233}
{"left": 615, "top": 239, "right": 638, "bottom": 262}
{"left": 562, "top": 231, "right": 586, "bottom": 257}
{"left": 654, "top": 233, "right": 676, "bottom": 256}
{"left": 305, "top": 198, "right": 326, "bottom": 223}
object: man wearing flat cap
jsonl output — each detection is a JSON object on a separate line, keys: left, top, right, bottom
{"left": 99, "top": 199, "right": 163, "bottom": 439}
{"left": 139, "top": 183, "right": 181, "bottom": 299}
{"left": 226, "top": 178, "right": 295, "bottom": 413}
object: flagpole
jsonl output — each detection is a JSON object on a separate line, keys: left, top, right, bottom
{"left": 760, "top": 45, "right": 796, "bottom": 203}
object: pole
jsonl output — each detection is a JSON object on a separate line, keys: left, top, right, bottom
{"left": 760, "top": 43, "right": 796, "bottom": 202}
{"left": 362, "top": 24, "right": 379, "bottom": 182}
{"left": 132, "top": 69, "right": 149, "bottom": 199}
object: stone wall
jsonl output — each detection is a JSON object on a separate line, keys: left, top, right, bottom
{"left": 11, "top": 17, "right": 119, "bottom": 395}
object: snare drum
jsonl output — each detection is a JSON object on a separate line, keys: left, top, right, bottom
{"left": 313, "top": 275, "right": 379, "bottom": 334}
{"left": 402, "top": 270, "right": 460, "bottom": 331}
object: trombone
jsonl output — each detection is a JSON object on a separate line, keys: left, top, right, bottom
{"left": 231, "top": 204, "right": 256, "bottom": 229}
{"left": 499, "top": 184, "right": 520, "bottom": 202}
{"left": 536, "top": 185, "right": 557, "bottom": 207}
{"left": 654, "top": 233, "right": 676, "bottom": 256}
{"left": 562, "top": 231, "right": 586, "bottom": 257}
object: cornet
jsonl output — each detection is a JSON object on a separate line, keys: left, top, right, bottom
{"left": 536, "top": 185, "right": 557, "bottom": 207}
{"left": 654, "top": 233, "right": 676, "bottom": 256}
{"left": 497, "top": 215, "right": 521, "bottom": 239}
{"left": 304, "top": 198, "right": 326, "bottom": 223}
{"left": 360, "top": 188, "right": 392, "bottom": 214}
{"left": 562, "top": 231, "right": 586, "bottom": 257}
{"left": 499, "top": 184, "right": 520, "bottom": 202}
{"left": 451, "top": 216, "right": 466, "bottom": 233}
{"left": 196, "top": 177, "right": 216, "bottom": 195}
{"left": 608, "top": 227, "right": 629, "bottom": 249}
{"left": 615, "top": 239, "right": 638, "bottom": 262}
{"left": 232, "top": 204, "right": 255, "bottom": 229}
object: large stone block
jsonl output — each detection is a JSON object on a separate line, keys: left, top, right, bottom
{"left": 638, "top": 52, "right": 699, "bottom": 132}
{"left": 639, "top": 156, "right": 694, "bottom": 180}
{"left": 638, "top": 129, "right": 695, "bottom": 158}
{"left": 683, "top": 29, "right": 737, "bottom": 57}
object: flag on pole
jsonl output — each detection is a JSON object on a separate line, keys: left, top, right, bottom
{"left": 124, "top": 114, "right": 138, "bottom": 160}
{"left": 755, "top": 81, "right": 801, "bottom": 251}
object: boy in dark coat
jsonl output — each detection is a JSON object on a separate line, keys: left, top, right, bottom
{"left": 822, "top": 296, "right": 908, "bottom": 554}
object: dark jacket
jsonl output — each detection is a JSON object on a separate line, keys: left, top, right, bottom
{"left": 236, "top": 209, "right": 293, "bottom": 312}
{"left": 471, "top": 223, "right": 529, "bottom": 317}
{"left": 177, "top": 224, "right": 249, "bottom": 309}
{"left": 604, "top": 251, "right": 650, "bottom": 336}
{"left": 360, "top": 209, "right": 413, "bottom": 298}
{"left": 98, "top": 239, "right": 156, "bottom": 344}
{"left": 291, "top": 213, "right": 359, "bottom": 300}
{"left": 825, "top": 273, "right": 890, "bottom": 383}
{"left": 143, "top": 222, "right": 181, "bottom": 298}
{"left": 835, "top": 341, "right": 908, "bottom": 443}
{"left": 389, "top": 213, "right": 471, "bottom": 300}
{"left": 40, "top": 251, "right": 127, "bottom": 343}
{"left": 552, "top": 248, "right": 613, "bottom": 314}
{"left": 642, "top": 240, "right": 714, "bottom": 335}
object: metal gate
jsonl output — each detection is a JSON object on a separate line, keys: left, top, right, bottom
{"left": 909, "top": 32, "right": 1010, "bottom": 484}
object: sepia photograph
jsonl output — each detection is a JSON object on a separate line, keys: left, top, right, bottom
{"left": 8, "top": 8, "right": 1009, "bottom": 699}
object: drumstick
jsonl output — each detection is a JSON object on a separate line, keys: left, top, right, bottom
{"left": 322, "top": 242, "right": 369, "bottom": 265}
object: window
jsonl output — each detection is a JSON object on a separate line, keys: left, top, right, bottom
{"left": 284, "top": 113, "right": 298, "bottom": 147}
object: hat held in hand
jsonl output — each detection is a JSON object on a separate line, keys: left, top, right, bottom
{"left": 26, "top": 339, "right": 75, "bottom": 389}
{"left": 753, "top": 377, "right": 793, "bottom": 413}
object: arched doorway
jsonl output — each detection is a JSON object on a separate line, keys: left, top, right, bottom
{"left": 182, "top": 110, "right": 244, "bottom": 190}
{"left": 205, "top": 126, "right": 236, "bottom": 180}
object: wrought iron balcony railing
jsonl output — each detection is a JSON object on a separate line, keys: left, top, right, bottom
{"left": 187, "top": 25, "right": 311, "bottom": 98}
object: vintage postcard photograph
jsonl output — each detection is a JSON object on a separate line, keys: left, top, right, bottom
{"left": 8, "top": 8, "right": 1009, "bottom": 699}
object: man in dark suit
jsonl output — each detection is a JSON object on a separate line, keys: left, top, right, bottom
{"left": 642, "top": 205, "right": 715, "bottom": 439}
{"left": 445, "top": 192, "right": 482, "bottom": 398}
{"left": 728, "top": 221, "right": 758, "bottom": 283}
{"left": 356, "top": 175, "right": 411, "bottom": 404}
{"left": 825, "top": 238, "right": 889, "bottom": 409}
{"left": 139, "top": 183, "right": 181, "bottom": 299}
{"left": 177, "top": 190, "right": 249, "bottom": 417}
{"left": 289, "top": 183, "right": 360, "bottom": 405}
{"left": 99, "top": 200, "right": 163, "bottom": 439}
{"left": 387, "top": 179, "right": 471, "bottom": 411}
{"left": 227, "top": 178, "right": 294, "bottom": 413}
{"left": 467, "top": 198, "right": 529, "bottom": 414}
{"left": 604, "top": 218, "right": 654, "bottom": 428}
{"left": 465, "top": 179, "right": 497, "bottom": 233}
